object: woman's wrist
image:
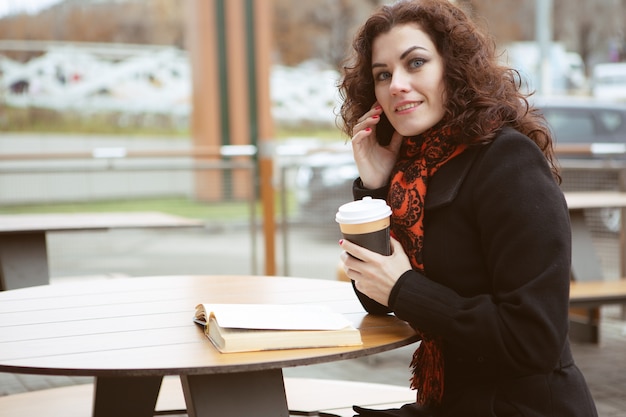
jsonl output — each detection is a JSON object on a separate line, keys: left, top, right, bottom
{"left": 361, "top": 180, "right": 384, "bottom": 190}
{"left": 359, "top": 174, "right": 389, "bottom": 190}
{"left": 356, "top": 177, "right": 388, "bottom": 191}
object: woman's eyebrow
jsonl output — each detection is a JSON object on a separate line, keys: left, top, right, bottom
{"left": 372, "top": 45, "right": 428, "bottom": 69}
{"left": 400, "top": 46, "right": 427, "bottom": 60}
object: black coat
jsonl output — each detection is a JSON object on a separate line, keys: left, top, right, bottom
{"left": 352, "top": 128, "right": 598, "bottom": 417}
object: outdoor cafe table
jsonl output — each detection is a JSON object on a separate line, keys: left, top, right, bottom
{"left": 563, "top": 191, "right": 626, "bottom": 281}
{"left": 0, "top": 274, "right": 418, "bottom": 417}
{"left": 0, "top": 212, "right": 204, "bottom": 291}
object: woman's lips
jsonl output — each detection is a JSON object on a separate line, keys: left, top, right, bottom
{"left": 395, "top": 102, "right": 419, "bottom": 112}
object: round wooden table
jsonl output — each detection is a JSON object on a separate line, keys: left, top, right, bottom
{"left": 0, "top": 275, "right": 418, "bottom": 417}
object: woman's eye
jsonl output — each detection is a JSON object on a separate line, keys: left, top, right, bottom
{"left": 375, "top": 71, "right": 391, "bottom": 82}
{"left": 409, "top": 58, "right": 426, "bottom": 69}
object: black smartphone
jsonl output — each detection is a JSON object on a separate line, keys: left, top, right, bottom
{"left": 376, "top": 112, "right": 395, "bottom": 146}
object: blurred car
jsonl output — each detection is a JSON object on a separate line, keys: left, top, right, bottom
{"left": 295, "top": 97, "right": 626, "bottom": 229}
{"left": 532, "top": 96, "right": 626, "bottom": 157}
{"left": 533, "top": 96, "right": 626, "bottom": 233}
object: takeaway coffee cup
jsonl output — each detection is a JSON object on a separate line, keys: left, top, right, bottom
{"left": 335, "top": 197, "right": 392, "bottom": 256}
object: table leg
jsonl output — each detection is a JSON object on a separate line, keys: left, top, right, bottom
{"left": 93, "top": 375, "right": 163, "bottom": 417}
{"left": 0, "top": 233, "right": 49, "bottom": 291}
{"left": 181, "top": 369, "right": 289, "bottom": 417}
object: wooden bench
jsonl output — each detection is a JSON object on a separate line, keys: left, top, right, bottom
{"left": 0, "top": 377, "right": 415, "bottom": 417}
{"left": 569, "top": 280, "right": 626, "bottom": 343}
{"left": 570, "top": 280, "right": 626, "bottom": 307}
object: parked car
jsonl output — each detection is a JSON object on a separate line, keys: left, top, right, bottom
{"left": 533, "top": 96, "right": 626, "bottom": 233}
{"left": 532, "top": 96, "right": 626, "bottom": 157}
{"left": 294, "top": 97, "right": 626, "bottom": 230}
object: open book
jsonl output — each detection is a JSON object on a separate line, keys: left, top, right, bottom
{"left": 193, "top": 303, "right": 363, "bottom": 353}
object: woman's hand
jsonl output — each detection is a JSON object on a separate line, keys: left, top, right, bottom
{"left": 351, "top": 103, "right": 403, "bottom": 189}
{"left": 339, "top": 237, "right": 412, "bottom": 307}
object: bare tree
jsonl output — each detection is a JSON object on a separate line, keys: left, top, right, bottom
{"left": 554, "top": 0, "right": 624, "bottom": 69}
{"left": 0, "top": 0, "right": 623, "bottom": 72}
{"left": 273, "top": 0, "right": 380, "bottom": 69}
{"left": 466, "top": 0, "right": 534, "bottom": 44}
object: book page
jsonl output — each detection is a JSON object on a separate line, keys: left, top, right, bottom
{"left": 197, "top": 303, "right": 354, "bottom": 331}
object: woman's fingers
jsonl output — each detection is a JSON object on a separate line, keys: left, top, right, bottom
{"left": 339, "top": 238, "right": 370, "bottom": 262}
{"left": 351, "top": 126, "right": 374, "bottom": 146}
{"left": 353, "top": 106, "right": 383, "bottom": 136}
{"left": 357, "top": 104, "right": 382, "bottom": 123}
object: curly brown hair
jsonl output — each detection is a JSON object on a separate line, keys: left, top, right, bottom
{"left": 338, "top": 0, "right": 559, "bottom": 179}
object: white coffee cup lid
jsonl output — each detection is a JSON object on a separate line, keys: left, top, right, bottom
{"left": 335, "top": 196, "right": 392, "bottom": 224}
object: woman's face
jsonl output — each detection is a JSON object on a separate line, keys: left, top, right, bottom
{"left": 371, "top": 23, "right": 446, "bottom": 137}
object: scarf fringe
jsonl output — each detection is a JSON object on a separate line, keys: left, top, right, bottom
{"left": 410, "top": 335, "right": 444, "bottom": 406}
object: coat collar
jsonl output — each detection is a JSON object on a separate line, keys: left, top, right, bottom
{"left": 425, "top": 143, "right": 483, "bottom": 210}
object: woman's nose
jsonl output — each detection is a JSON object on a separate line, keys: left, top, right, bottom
{"left": 389, "top": 71, "right": 410, "bottom": 95}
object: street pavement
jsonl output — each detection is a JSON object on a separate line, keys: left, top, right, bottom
{"left": 1, "top": 224, "right": 625, "bottom": 416}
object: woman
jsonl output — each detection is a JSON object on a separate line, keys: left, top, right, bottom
{"left": 337, "top": 1, "right": 598, "bottom": 416}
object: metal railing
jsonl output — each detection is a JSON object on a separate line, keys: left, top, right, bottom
{"left": 0, "top": 144, "right": 261, "bottom": 274}
{"left": 2, "top": 141, "right": 626, "bottom": 280}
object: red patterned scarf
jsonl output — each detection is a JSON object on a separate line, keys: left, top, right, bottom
{"left": 388, "top": 125, "right": 466, "bottom": 407}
